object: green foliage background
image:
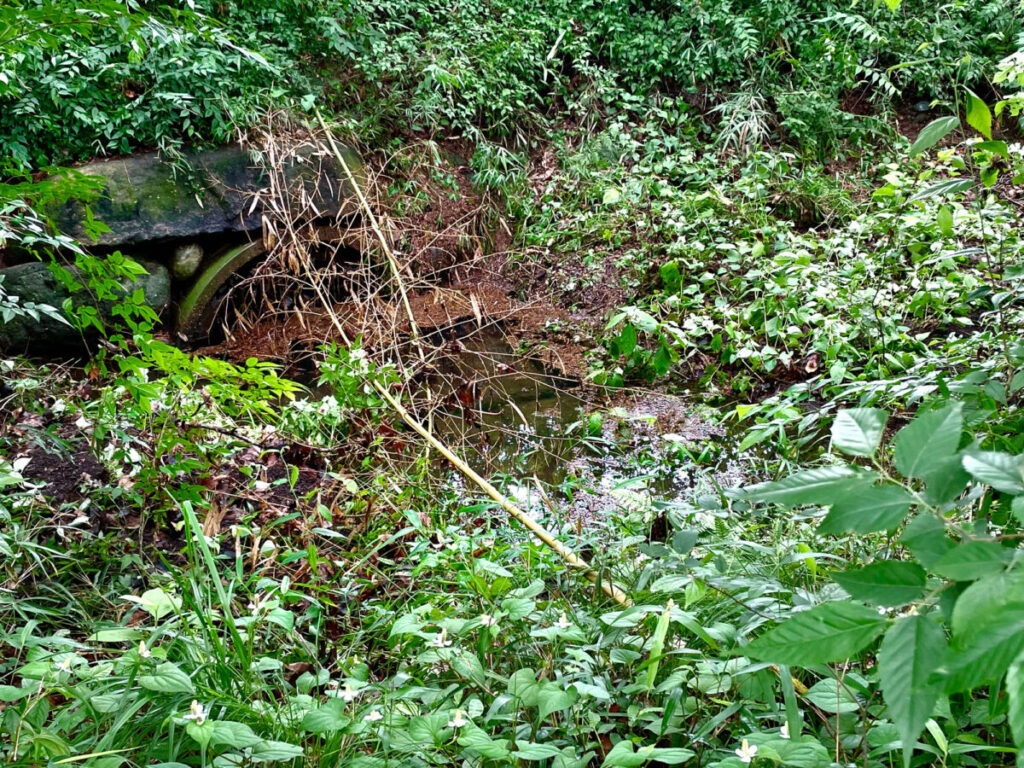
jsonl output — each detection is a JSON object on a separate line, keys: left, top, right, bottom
{"left": 3, "top": 1, "right": 1024, "bottom": 768}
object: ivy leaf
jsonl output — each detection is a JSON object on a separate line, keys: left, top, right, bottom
{"left": 832, "top": 561, "right": 926, "bottom": 606}
{"left": 743, "top": 466, "right": 874, "bottom": 507}
{"left": 908, "top": 115, "right": 959, "bottom": 157}
{"left": 894, "top": 402, "right": 963, "bottom": 479}
{"left": 744, "top": 601, "right": 887, "bottom": 665}
{"left": 878, "top": 614, "right": 945, "bottom": 768}
{"left": 965, "top": 89, "right": 992, "bottom": 140}
{"left": 831, "top": 408, "right": 888, "bottom": 457}
{"left": 819, "top": 484, "right": 915, "bottom": 534}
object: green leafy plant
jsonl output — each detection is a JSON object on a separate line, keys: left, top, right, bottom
{"left": 740, "top": 401, "right": 1024, "bottom": 765}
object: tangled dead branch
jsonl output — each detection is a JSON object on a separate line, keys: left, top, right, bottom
{"left": 213, "top": 110, "right": 631, "bottom": 605}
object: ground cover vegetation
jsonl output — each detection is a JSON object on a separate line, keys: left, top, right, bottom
{"left": 3, "top": 1, "right": 1024, "bottom": 767}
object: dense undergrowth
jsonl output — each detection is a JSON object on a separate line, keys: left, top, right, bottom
{"left": 4, "top": 1, "right": 1024, "bottom": 767}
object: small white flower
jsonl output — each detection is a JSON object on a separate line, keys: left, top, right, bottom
{"left": 350, "top": 348, "right": 367, "bottom": 361}
{"left": 55, "top": 656, "right": 73, "bottom": 672}
{"left": 735, "top": 738, "right": 758, "bottom": 764}
{"left": 479, "top": 614, "right": 498, "bottom": 627}
{"left": 340, "top": 683, "right": 360, "bottom": 703}
{"left": 780, "top": 722, "right": 790, "bottom": 739}
{"left": 364, "top": 709, "right": 383, "bottom": 722}
{"left": 431, "top": 628, "right": 453, "bottom": 648}
{"left": 446, "top": 709, "right": 469, "bottom": 728}
{"left": 51, "top": 399, "right": 67, "bottom": 415}
{"left": 138, "top": 642, "right": 151, "bottom": 659}
{"left": 183, "top": 700, "right": 208, "bottom": 726}
{"left": 554, "top": 612, "right": 571, "bottom": 629}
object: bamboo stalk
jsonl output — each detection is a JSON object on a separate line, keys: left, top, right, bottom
{"left": 315, "top": 109, "right": 422, "bottom": 348}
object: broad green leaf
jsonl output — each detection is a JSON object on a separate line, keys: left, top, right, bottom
{"left": 210, "top": 721, "right": 261, "bottom": 749}
{"left": 0, "top": 685, "right": 32, "bottom": 702}
{"left": 819, "top": 484, "right": 914, "bottom": 534}
{"left": 743, "top": 466, "right": 874, "bottom": 507}
{"left": 601, "top": 741, "right": 694, "bottom": 767}
{"left": 407, "top": 713, "right": 448, "bottom": 747}
{"left": 952, "top": 573, "right": 1024, "bottom": 642}
{"left": 1006, "top": 650, "right": 1024, "bottom": 766}
{"left": 500, "top": 596, "right": 535, "bottom": 620}
{"left": 388, "top": 612, "right": 423, "bottom": 638}
{"left": 302, "top": 700, "right": 351, "bottom": 733}
{"left": 832, "top": 561, "right": 926, "bottom": 606}
{"left": 831, "top": 408, "right": 888, "bottom": 457}
{"left": 249, "top": 740, "right": 304, "bottom": 762}
{"left": 922, "top": 451, "right": 971, "bottom": 506}
{"left": 894, "top": 402, "right": 963, "bottom": 478}
{"left": 744, "top": 601, "right": 886, "bottom": 665}
{"left": 937, "top": 205, "right": 954, "bottom": 237}
{"left": 507, "top": 668, "right": 541, "bottom": 707}
{"left": 451, "top": 650, "right": 487, "bottom": 687}
{"left": 908, "top": 179, "right": 973, "bottom": 203}
{"left": 744, "top": 734, "right": 830, "bottom": 768}
{"left": 122, "top": 588, "right": 181, "bottom": 621}
{"left": 976, "top": 140, "right": 1010, "bottom": 159}
{"left": 878, "top": 614, "right": 944, "bottom": 768}
{"left": 900, "top": 514, "right": 953, "bottom": 568}
{"left": 186, "top": 721, "right": 214, "bottom": 750}
{"left": 908, "top": 116, "right": 960, "bottom": 157}
{"left": 965, "top": 89, "right": 992, "bottom": 140}
{"left": 646, "top": 602, "right": 672, "bottom": 690}
{"left": 516, "top": 742, "right": 564, "bottom": 760}
{"left": 457, "top": 724, "right": 510, "bottom": 760}
{"left": 962, "top": 452, "right": 1024, "bottom": 494}
{"left": 602, "top": 187, "right": 621, "bottom": 205}
{"left": 932, "top": 540, "right": 1006, "bottom": 582}
{"left": 804, "top": 679, "right": 860, "bottom": 713}
{"left": 139, "top": 663, "right": 194, "bottom": 694}
{"left": 538, "top": 681, "right": 577, "bottom": 720}
{"left": 87, "top": 629, "right": 142, "bottom": 643}
{"left": 940, "top": 608, "right": 1024, "bottom": 693}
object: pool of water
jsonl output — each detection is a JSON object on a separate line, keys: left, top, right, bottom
{"left": 426, "top": 327, "right": 746, "bottom": 526}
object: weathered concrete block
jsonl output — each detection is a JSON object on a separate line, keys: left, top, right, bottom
{"left": 0, "top": 260, "right": 170, "bottom": 351}
{"left": 52, "top": 143, "right": 363, "bottom": 249}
